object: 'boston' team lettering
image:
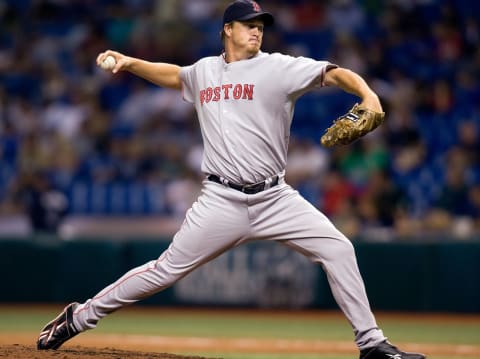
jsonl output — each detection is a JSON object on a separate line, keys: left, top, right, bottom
{"left": 200, "top": 83, "right": 254, "bottom": 105}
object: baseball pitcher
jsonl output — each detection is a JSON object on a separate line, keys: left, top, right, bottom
{"left": 37, "top": 1, "right": 424, "bottom": 358}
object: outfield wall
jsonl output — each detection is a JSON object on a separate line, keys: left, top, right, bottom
{"left": 1, "top": 237, "right": 479, "bottom": 313}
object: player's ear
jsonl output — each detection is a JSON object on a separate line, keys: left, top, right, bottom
{"left": 223, "top": 23, "right": 233, "bottom": 38}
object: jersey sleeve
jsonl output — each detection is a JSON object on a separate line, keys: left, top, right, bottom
{"left": 276, "top": 54, "right": 337, "bottom": 98}
{"left": 179, "top": 64, "right": 196, "bottom": 104}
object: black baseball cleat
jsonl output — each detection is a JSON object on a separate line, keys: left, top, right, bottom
{"left": 37, "top": 302, "right": 80, "bottom": 350}
{"left": 360, "top": 341, "right": 426, "bottom": 359}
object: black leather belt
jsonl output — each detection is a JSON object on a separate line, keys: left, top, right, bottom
{"left": 207, "top": 174, "right": 279, "bottom": 194}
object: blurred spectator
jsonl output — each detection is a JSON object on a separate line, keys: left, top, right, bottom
{"left": 354, "top": 169, "right": 407, "bottom": 241}
{"left": 11, "top": 172, "right": 68, "bottom": 233}
{"left": 454, "top": 69, "right": 480, "bottom": 111}
{"left": 391, "top": 138, "right": 427, "bottom": 177}
{"left": 286, "top": 138, "right": 329, "bottom": 187}
{"left": 320, "top": 169, "right": 360, "bottom": 239}
{"left": 334, "top": 140, "right": 389, "bottom": 189}
{"left": 180, "top": 0, "right": 220, "bottom": 24}
{"left": 358, "top": 169, "right": 407, "bottom": 228}
{"left": 293, "top": 0, "right": 326, "bottom": 31}
{"left": 329, "top": 32, "right": 367, "bottom": 75}
{"left": 464, "top": 16, "right": 480, "bottom": 56}
{"left": 434, "top": 168, "right": 470, "bottom": 216}
{"left": 320, "top": 169, "right": 355, "bottom": 218}
{"left": 7, "top": 97, "right": 41, "bottom": 135}
{"left": 326, "top": 0, "right": 366, "bottom": 36}
{"left": 165, "top": 168, "right": 202, "bottom": 218}
{"left": 467, "top": 185, "right": 480, "bottom": 231}
{"left": 456, "top": 120, "right": 480, "bottom": 167}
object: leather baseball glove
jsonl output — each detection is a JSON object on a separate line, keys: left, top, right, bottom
{"left": 320, "top": 103, "right": 385, "bottom": 147}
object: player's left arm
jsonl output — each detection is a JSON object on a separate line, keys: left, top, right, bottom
{"left": 323, "top": 67, "right": 382, "bottom": 113}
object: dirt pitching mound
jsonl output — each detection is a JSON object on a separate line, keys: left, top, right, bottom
{"left": 0, "top": 344, "right": 219, "bottom": 359}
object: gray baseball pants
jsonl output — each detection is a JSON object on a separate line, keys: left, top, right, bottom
{"left": 72, "top": 179, "right": 386, "bottom": 349}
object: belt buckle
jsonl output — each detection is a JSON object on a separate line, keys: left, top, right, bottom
{"left": 242, "top": 182, "right": 264, "bottom": 194}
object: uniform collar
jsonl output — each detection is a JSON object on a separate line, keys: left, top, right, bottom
{"left": 221, "top": 50, "right": 265, "bottom": 64}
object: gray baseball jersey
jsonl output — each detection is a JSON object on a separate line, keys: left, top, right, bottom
{"left": 71, "top": 51, "right": 386, "bottom": 350}
{"left": 180, "top": 51, "right": 332, "bottom": 183}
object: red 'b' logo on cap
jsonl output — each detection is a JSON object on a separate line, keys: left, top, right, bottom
{"left": 251, "top": 1, "right": 261, "bottom": 12}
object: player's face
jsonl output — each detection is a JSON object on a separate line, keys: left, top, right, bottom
{"left": 229, "top": 19, "right": 264, "bottom": 56}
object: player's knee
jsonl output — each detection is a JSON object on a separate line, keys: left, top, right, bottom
{"left": 327, "top": 236, "right": 356, "bottom": 262}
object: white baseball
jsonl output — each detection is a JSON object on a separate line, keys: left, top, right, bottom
{"left": 100, "top": 55, "right": 116, "bottom": 70}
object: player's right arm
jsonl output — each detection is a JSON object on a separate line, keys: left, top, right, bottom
{"left": 96, "top": 50, "right": 182, "bottom": 90}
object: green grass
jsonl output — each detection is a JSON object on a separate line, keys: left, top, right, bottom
{"left": 1, "top": 306, "right": 479, "bottom": 359}
{"left": 95, "top": 310, "right": 480, "bottom": 345}
{"left": 373, "top": 319, "right": 480, "bottom": 344}
{"left": 0, "top": 307, "right": 352, "bottom": 340}
{"left": 97, "top": 312, "right": 352, "bottom": 340}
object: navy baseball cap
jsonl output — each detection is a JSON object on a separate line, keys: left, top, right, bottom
{"left": 223, "top": 0, "right": 274, "bottom": 26}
